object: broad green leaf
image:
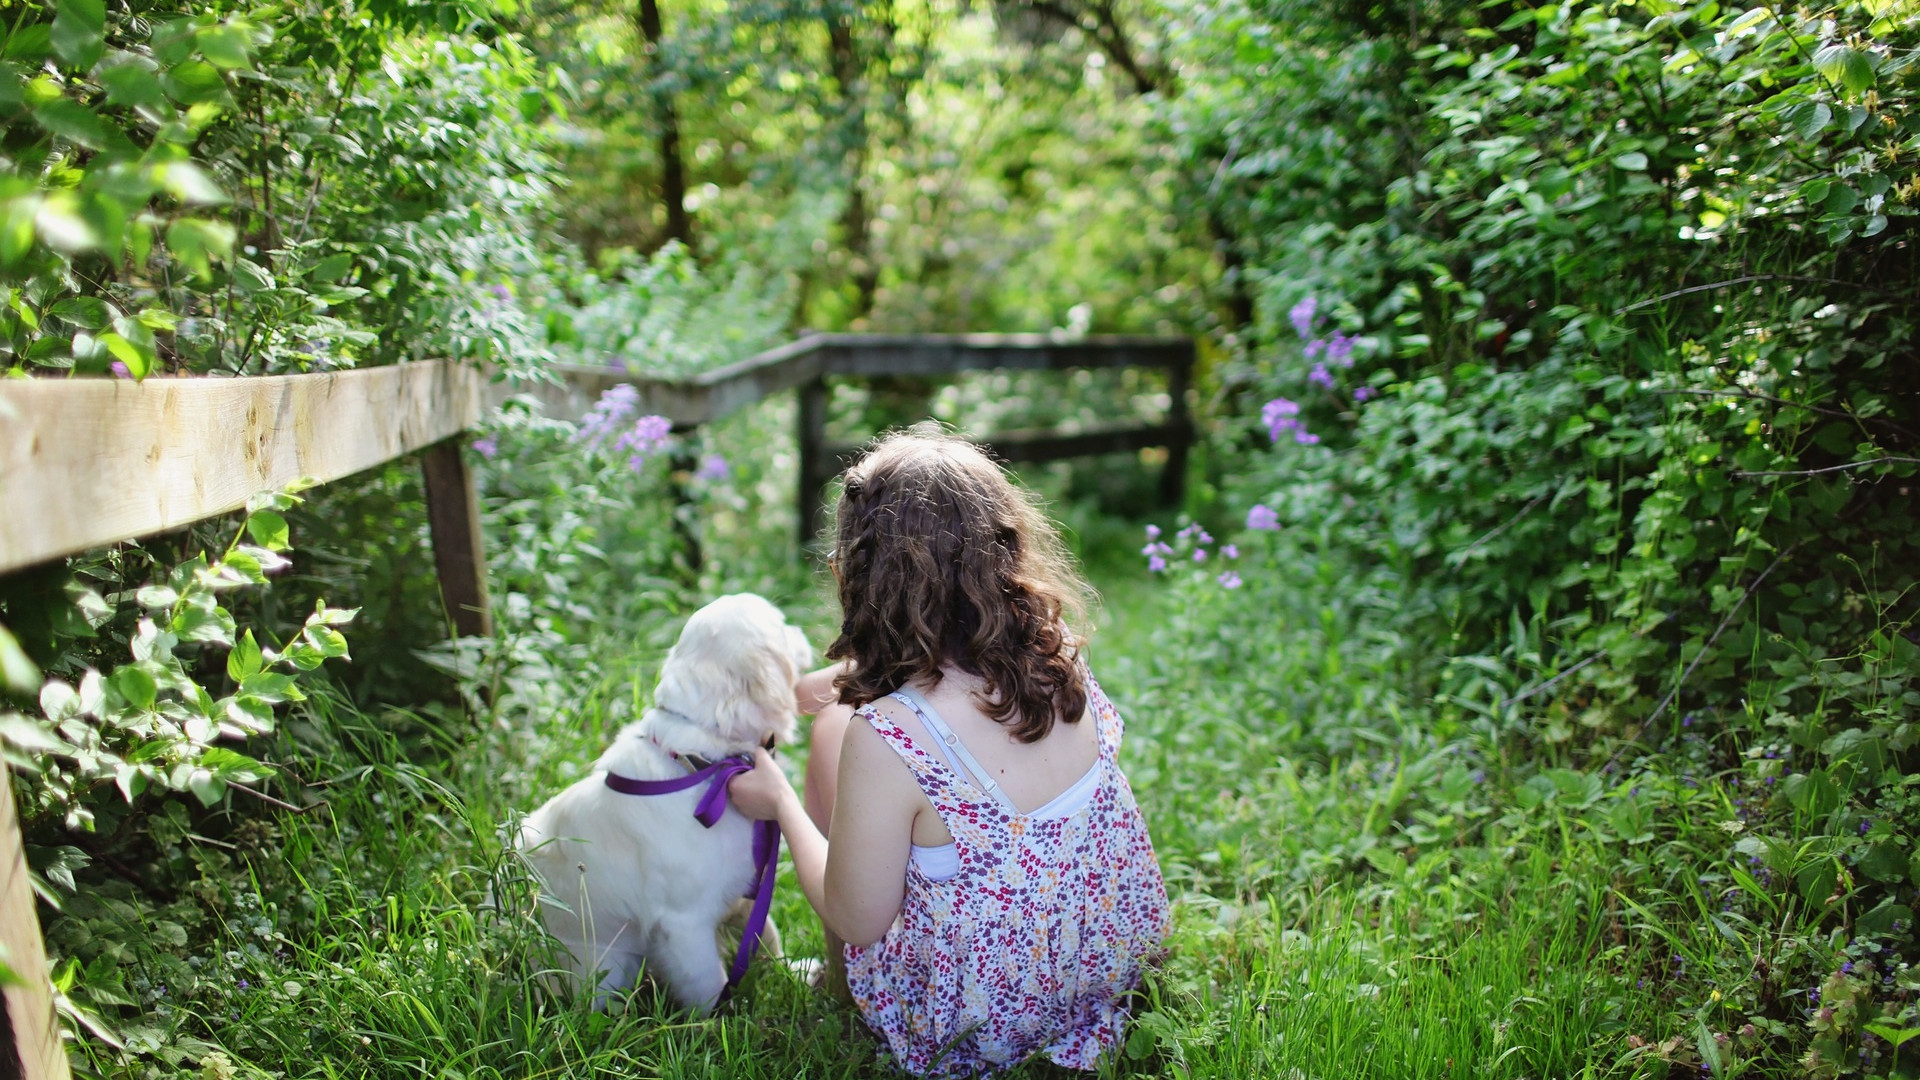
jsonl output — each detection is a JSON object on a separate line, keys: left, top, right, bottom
{"left": 3, "top": 25, "right": 53, "bottom": 63}
{"left": 97, "top": 332, "right": 152, "bottom": 378}
{"left": 246, "top": 510, "right": 290, "bottom": 551}
{"left": 47, "top": 296, "right": 112, "bottom": 329}
{"left": 161, "top": 59, "right": 229, "bottom": 107}
{"left": 194, "top": 25, "right": 253, "bottom": 70}
{"left": 50, "top": 0, "right": 105, "bottom": 71}
{"left": 134, "top": 585, "right": 178, "bottom": 611}
{"left": 1792, "top": 102, "right": 1832, "bottom": 140}
{"left": 238, "top": 671, "right": 302, "bottom": 704}
{"left": 165, "top": 216, "right": 234, "bottom": 278}
{"left": 35, "top": 192, "right": 96, "bottom": 253}
{"left": 156, "top": 161, "right": 226, "bottom": 205}
{"left": 0, "top": 713, "right": 64, "bottom": 754}
{"left": 112, "top": 666, "right": 157, "bottom": 712}
{"left": 98, "top": 54, "right": 166, "bottom": 108}
{"left": 0, "top": 625, "right": 38, "bottom": 694}
{"left": 31, "top": 99, "right": 111, "bottom": 149}
{"left": 1612, "top": 151, "right": 1649, "bottom": 171}
{"left": 227, "top": 628, "right": 263, "bottom": 682}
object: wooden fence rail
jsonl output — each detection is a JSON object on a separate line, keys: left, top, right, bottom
{"left": 511, "top": 333, "right": 1196, "bottom": 543}
{"left": 0, "top": 331, "right": 1192, "bottom": 1076}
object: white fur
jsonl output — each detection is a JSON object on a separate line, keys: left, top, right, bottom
{"left": 515, "top": 593, "right": 812, "bottom": 1011}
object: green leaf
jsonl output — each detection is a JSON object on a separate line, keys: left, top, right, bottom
{"left": 36, "top": 192, "right": 96, "bottom": 252}
{"left": 47, "top": 296, "right": 113, "bottom": 329}
{"left": 155, "top": 161, "right": 225, "bottom": 206}
{"left": 1792, "top": 102, "right": 1832, "bottom": 140}
{"left": 0, "top": 625, "right": 40, "bottom": 695}
{"left": 96, "top": 332, "right": 152, "bottom": 379}
{"left": 4, "top": 25, "right": 53, "bottom": 63}
{"left": 165, "top": 216, "right": 234, "bottom": 278}
{"left": 161, "top": 59, "right": 229, "bottom": 107}
{"left": 245, "top": 510, "right": 290, "bottom": 551}
{"left": 193, "top": 25, "right": 252, "bottom": 70}
{"left": 1814, "top": 44, "right": 1877, "bottom": 94}
{"left": 112, "top": 666, "right": 157, "bottom": 712}
{"left": 0, "top": 713, "right": 65, "bottom": 754}
{"left": 51, "top": 0, "right": 105, "bottom": 71}
{"left": 98, "top": 54, "right": 166, "bottom": 108}
{"left": 1612, "top": 151, "right": 1649, "bottom": 171}
{"left": 185, "top": 768, "right": 224, "bottom": 807}
{"left": 238, "top": 671, "right": 302, "bottom": 704}
{"left": 133, "top": 585, "right": 178, "bottom": 611}
{"left": 32, "top": 98, "right": 111, "bottom": 149}
{"left": 226, "top": 628, "right": 262, "bottom": 682}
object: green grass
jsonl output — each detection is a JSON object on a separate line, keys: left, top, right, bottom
{"left": 68, "top": 521, "right": 1827, "bottom": 1080}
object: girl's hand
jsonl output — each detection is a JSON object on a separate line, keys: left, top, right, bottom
{"left": 728, "top": 746, "right": 797, "bottom": 822}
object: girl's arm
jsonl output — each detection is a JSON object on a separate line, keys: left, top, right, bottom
{"left": 795, "top": 661, "right": 851, "bottom": 715}
{"left": 727, "top": 724, "right": 915, "bottom": 947}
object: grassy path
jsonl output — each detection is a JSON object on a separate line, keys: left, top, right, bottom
{"left": 94, "top": 558, "right": 1668, "bottom": 1079}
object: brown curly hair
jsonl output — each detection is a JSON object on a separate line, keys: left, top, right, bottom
{"left": 826, "top": 429, "right": 1092, "bottom": 742}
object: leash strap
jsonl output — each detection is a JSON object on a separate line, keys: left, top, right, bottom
{"left": 603, "top": 757, "right": 782, "bottom": 996}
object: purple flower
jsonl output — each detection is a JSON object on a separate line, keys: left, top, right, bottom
{"left": 488, "top": 283, "right": 512, "bottom": 301}
{"left": 1217, "top": 570, "right": 1242, "bottom": 589}
{"left": 619, "top": 414, "right": 673, "bottom": 469}
{"left": 1246, "top": 504, "right": 1280, "bottom": 531}
{"left": 1325, "top": 332, "right": 1356, "bottom": 367}
{"left": 1222, "top": 544, "right": 1239, "bottom": 559}
{"left": 1304, "top": 339, "right": 1326, "bottom": 359}
{"left": 1193, "top": 548, "right": 1208, "bottom": 563}
{"left": 471, "top": 436, "right": 498, "bottom": 459}
{"left": 576, "top": 384, "right": 641, "bottom": 447}
{"left": 694, "top": 453, "right": 730, "bottom": 481}
{"left": 1289, "top": 296, "right": 1317, "bottom": 339}
{"left": 1262, "top": 397, "right": 1302, "bottom": 442}
{"left": 1353, "top": 386, "right": 1376, "bottom": 403}
{"left": 1293, "top": 428, "right": 1321, "bottom": 445}
{"left": 1145, "top": 524, "right": 1161, "bottom": 540}
{"left": 110, "top": 361, "right": 132, "bottom": 379}
{"left": 1147, "top": 554, "right": 1168, "bottom": 573}
{"left": 1308, "top": 363, "right": 1335, "bottom": 390}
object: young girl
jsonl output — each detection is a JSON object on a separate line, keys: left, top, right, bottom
{"left": 727, "top": 431, "right": 1169, "bottom": 1076}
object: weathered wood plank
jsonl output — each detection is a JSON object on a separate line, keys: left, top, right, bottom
{"left": 420, "top": 440, "right": 492, "bottom": 638}
{"left": 521, "top": 335, "right": 1192, "bottom": 425}
{"left": 796, "top": 378, "right": 831, "bottom": 549}
{"left": 825, "top": 422, "right": 1188, "bottom": 471}
{"left": 0, "top": 769, "right": 68, "bottom": 1080}
{"left": 0, "top": 362, "right": 481, "bottom": 575}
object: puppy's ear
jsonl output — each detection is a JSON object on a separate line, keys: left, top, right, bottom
{"left": 715, "top": 630, "right": 798, "bottom": 747}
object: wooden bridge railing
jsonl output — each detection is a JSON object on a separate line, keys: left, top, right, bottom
{"left": 513, "top": 333, "right": 1197, "bottom": 543}
{"left": 0, "top": 331, "right": 1191, "bottom": 1075}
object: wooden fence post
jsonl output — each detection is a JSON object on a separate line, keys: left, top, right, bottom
{"left": 0, "top": 769, "right": 67, "bottom": 1080}
{"left": 1160, "top": 350, "right": 1193, "bottom": 507}
{"left": 420, "top": 439, "right": 492, "bottom": 638}
{"left": 796, "top": 378, "right": 830, "bottom": 551}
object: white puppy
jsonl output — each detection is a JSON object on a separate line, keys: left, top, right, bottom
{"left": 516, "top": 593, "right": 811, "bottom": 1011}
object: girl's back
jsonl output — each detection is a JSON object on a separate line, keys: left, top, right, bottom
{"left": 845, "top": 667, "right": 1167, "bottom": 1076}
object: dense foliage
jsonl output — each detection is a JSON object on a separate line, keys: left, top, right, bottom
{"left": 3, "top": 0, "right": 1919, "bottom": 1076}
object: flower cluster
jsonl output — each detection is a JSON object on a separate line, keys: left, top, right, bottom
{"left": 1263, "top": 397, "right": 1318, "bottom": 445}
{"left": 1246, "top": 504, "right": 1279, "bottom": 531}
{"left": 1288, "top": 295, "right": 1375, "bottom": 408}
{"left": 575, "top": 384, "right": 674, "bottom": 471}
{"left": 1142, "top": 523, "right": 1242, "bottom": 588}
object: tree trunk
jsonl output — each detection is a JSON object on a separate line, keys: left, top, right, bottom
{"left": 636, "top": 0, "right": 693, "bottom": 252}
{"left": 830, "top": 16, "right": 877, "bottom": 320}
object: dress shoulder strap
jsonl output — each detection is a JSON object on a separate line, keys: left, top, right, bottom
{"left": 891, "top": 687, "right": 1021, "bottom": 814}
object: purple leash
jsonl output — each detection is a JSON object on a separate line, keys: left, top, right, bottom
{"left": 604, "top": 755, "right": 780, "bottom": 996}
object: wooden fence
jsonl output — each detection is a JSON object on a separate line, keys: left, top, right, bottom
{"left": 513, "top": 332, "right": 1196, "bottom": 542}
{"left": 0, "top": 331, "right": 1192, "bottom": 1076}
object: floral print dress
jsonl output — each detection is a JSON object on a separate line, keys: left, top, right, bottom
{"left": 844, "top": 671, "right": 1170, "bottom": 1077}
